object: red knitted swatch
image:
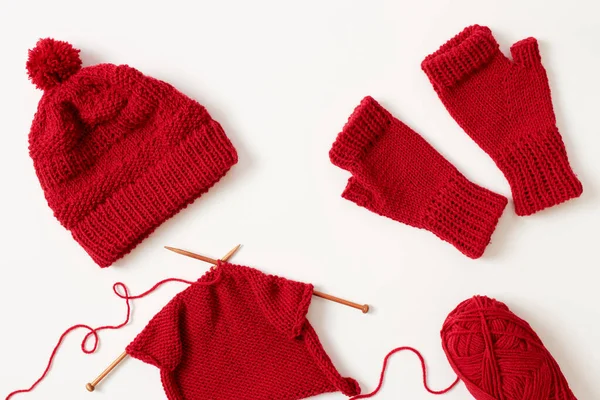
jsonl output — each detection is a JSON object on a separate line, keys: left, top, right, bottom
{"left": 127, "top": 262, "right": 360, "bottom": 400}
{"left": 329, "top": 96, "right": 507, "bottom": 259}
{"left": 27, "top": 39, "right": 237, "bottom": 267}
{"left": 422, "top": 25, "right": 582, "bottom": 216}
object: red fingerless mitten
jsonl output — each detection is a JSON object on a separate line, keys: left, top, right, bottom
{"left": 330, "top": 96, "right": 507, "bottom": 259}
{"left": 422, "top": 25, "right": 582, "bottom": 216}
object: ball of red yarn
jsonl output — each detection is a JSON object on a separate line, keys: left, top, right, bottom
{"left": 26, "top": 38, "right": 81, "bottom": 91}
{"left": 441, "top": 296, "right": 577, "bottom": 400}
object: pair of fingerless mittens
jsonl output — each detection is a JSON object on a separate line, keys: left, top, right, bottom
{"left": 329, "top": 25, "right": 582, "bottom": 259}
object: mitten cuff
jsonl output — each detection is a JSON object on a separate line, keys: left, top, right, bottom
{"left": 329, "top": 96, "right": 391, "bottom": 172}
{"left": 497, "top": 128, "right": 583, "bottom": 216}
{"left": 423, "top": 172, "right": 508, "bottom": 259}
{"left": 422, "top": 25, "right": 500, "bottom": 88}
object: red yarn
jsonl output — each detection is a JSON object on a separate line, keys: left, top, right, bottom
{"left": 422, "top": 25, "right": 582, "bottom": 216}
{"left": 442, "top": 296, "right": 577, "bottom": 400}
{"left": 357, "top": 296, "right": 577, "bottom": 400}
{"left": 26, "top": 39, "right": 238, "bottom": 268}
{"left": 5, "top": 276, "right": 217, "bottom": 400}
{"left": 350, "top": 347, "right": 459, "bottom": 399}
{"left": 329, "top": 96, "right": 507, "bottom": 259}
{"left": 126, "top": 261, "right": 360, "bottom": 399}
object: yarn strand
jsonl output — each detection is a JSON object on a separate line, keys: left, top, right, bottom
{"left": 350, "top": 347, "right": 460, "bottom": 399}
{"left": 5, "top": 271, "right": 222, "bottom": 400}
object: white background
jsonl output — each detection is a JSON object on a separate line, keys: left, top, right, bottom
{"left": 1, "top": 1, "right": 598, "bottom": 399}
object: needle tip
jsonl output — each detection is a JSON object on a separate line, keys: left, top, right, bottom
{"left": 221, "top": 244, "right": 242, "bottom": 262}
{"left": 165, "top": 246, "right": 185, "bottom": 255}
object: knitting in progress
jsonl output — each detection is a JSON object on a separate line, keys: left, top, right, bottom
{"left": 26, "top": 38, "right": 238, "bottom": 267}
{"left": 352, "top": 295, "right": 577, "bottom": 400}
{"left": 5, "top": 247, "right": 241, "bottom": 400}
{"left": 422, "top": 25, "right": 582, "bottom": 216}
{"left": 127, "top": 261, "right": 360, "bottom": 400}
{"left": 81, "top": 245, "right": 369, "bottom": 393}
{"left": 330, "top": 96, "right": 507, "bottom": 259}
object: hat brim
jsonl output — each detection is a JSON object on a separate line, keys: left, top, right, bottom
{"left": 71, "top": 119, "right": 237, "bottom": 268}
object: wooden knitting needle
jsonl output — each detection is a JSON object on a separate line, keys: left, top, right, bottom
{"left": 309, "top": 290, "right": 369, "bottom": 314}
{"left": 85, "top": 245, "right": 241, "bottom": 393}
{"left": 164, "top": 246, "right": 370, "bottom": 314}
{"left": 85, "top": 352, "right": 126, "bottom": 392}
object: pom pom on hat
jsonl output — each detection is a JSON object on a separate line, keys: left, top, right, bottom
{"left": 27, "top": 38, "right": 82, "bottom": 91}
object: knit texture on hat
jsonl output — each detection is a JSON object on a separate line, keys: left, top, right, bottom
{"left": 27, "top": 39, "right": 237, "bottom": 267}
{"left": 330, "top": 96, "right": 507, "bottom": 259}
{"left": 127, "top": 262, "right": 360, "bottom": 400}
{"left": 422, "top": 25, "right": 582, "bottom": 216}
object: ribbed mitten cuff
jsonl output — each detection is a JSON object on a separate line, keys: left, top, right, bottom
{"left": 342, "top": 174, "right": 507, "bottom": 259}
{"left": 422, "top": 25, "right": 500, "bottom": 88}
{"left": 329, "top": 96, "right": 391, "bottom": 172}
{"left": 422, "top": 171, "right": 508, "bottom": 259}
{"left": 496, "top": 128, "right": 583, "bottom": 216}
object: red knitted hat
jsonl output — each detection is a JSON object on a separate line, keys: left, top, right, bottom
{"left": 26, "top": 38, "right": 238, "bottom": 267}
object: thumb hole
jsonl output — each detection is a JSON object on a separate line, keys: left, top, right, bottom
{"left": 510, "top": 37, "right": 542, "bottom": 67}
